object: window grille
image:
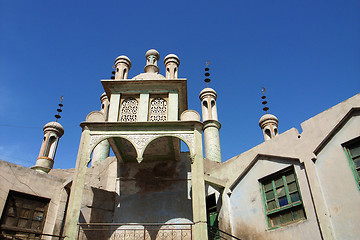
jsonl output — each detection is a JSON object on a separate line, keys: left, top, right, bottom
{"left": 260, "top": 167, "right": 306, "bottom": 228}
{"left": 149, "top": 98, "right": 167, "bottom": 122}
{"left": 119, "top": 98, "right": 138, "bottom": 122}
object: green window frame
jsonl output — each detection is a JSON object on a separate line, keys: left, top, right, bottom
{"left": 259, "top": 166, "right": 306, "bottom": 228}
{"left": 343, "top": 137, "right": 360, "bottom": 190}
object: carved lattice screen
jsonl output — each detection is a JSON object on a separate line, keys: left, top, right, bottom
{"left": 149, "top": 98, "right": 167, "bottom": 121}
{"left": 119, "top": 98, "right": 138, "bottom": 122}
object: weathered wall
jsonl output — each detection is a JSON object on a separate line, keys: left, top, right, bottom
{"left": 315, "top": 114, "right": 360, "bottom": 239}
{"left": 0, "top": 160, "right": 68, "bottom": 237}
{"left": 112, "top": 152, "right": 193, "bottom": 224}
{"left": 228, "top": 157, "right": 321, "bottom": 240}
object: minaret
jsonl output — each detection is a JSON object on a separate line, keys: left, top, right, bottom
{"left": 32, "top": 100, "right": 64, "bottom": 173}
{"left": 259, "top": 88, "right": 279, "bottom": 141}
{"left": 164, "top": 54, "right": 180, "bottom": 79}
{"left": 91, "top": 93, "right": 110, "bottom": 165}
{"left": 199, "top": 65, "right": 222, "bottom": 162}
{"left": 113, "top": 55, "right": 131, "bottom": 80}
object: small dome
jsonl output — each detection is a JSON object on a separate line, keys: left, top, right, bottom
{"left": 145, "top": 49, "right": 160, "bottom": 60}
{"left": 199, "top": 88, "right": 217, "bottom": 100}
{"left": 43, "top": 121, "right": 64, "bottom": 137}
{"left": 132, "top": 72, "right": 166, "bottom": 80}
{"left": 114, "top": 55, "right": 131, "bottom": 68}
{"left": 164, "top": 54, "right": 180, "bottom": 65}
{"left": 259, "top": 114, "right": 278, "bottom": 127}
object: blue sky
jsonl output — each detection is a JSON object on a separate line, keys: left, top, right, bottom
{"left": 0, "top": 0, "right": 359, "bottom": 169}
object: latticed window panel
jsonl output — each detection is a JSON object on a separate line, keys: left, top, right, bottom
{"left": 260, "top": 167, "right": 306, "bottom": 228}
{"left": 120, "top": 98, "right": 138, "bottom": 122}
{"left": 149, "top": 98, "right": 167, "bottom": 122}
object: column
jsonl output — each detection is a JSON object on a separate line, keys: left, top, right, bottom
{"left": 63, "top": 127, "right": 91, "bottom": 240}
{"left": 191, "top": 127, "right": 208, "bottom": 239}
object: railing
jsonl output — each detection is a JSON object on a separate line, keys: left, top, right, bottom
{"left": 207, "top": 225, "right": 241, "bottom": 240}
{"left": 77, "top": 223, "right": 193, "bottom": 240}
{"left": 0, "top": 227, "right": 65, "bottom": 239}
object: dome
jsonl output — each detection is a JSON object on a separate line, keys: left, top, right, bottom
{"left": 132, "top": 72, "right": 166, "bottom": 80}
{"left": 145, "top": 49, "right": 160, "bottom": 60}
{"left": 114, "top": 55, "right": 131, "bottom": 68}
{"left": 199, "top": 88, "right": 217, "bottom": 100}
{"left": 259, "top": 114, "right": 278, "bottom": 127}
{"left": 164, "top": 54, "right": 180, "bottom": 65}
{"left": 43, "top": 121, "right": 64, "bottom": 137}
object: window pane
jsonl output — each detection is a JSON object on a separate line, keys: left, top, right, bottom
{"left": 18, "top": 219, "right": 28, "bottom": 228}
{"left": 33, "top": 211, "right": 44, "bottom": 221}
{"left": 265, "top": 191, "right": 275, "bottom": 200}
{"left": 20, "top": 209, "right": 30, "bottom": 218}
{"left": 270, "top": 214, "right": 281, "bottom": 227}
{"left": 276, "top": 187, "right": 285, "bottom": 197}
{"left": 278, "top": 196, "right": 288, "bottom": 207}
{"left": 4, "top": 216, "right": 17, "bottom": 226}
{"left": 281, "top": 211, "right": 293, "bottom": 223}
{"left": 267, "top": 200, "right": 276, "bottom": 210}
{"left": 275, "top": 178, "right": 284, "bottom": 188}
{"left": 7, "top": 207, "right": 15, "bottom": 217}
{"left": 286, "top": 173, "right": 295, "bottom": 183}
{"left": 264, "top": 182, "right": 273, "bottom": 192}
{"left": 353, "top": 157, "right": 360, "bottom": 168}
{"left": 31, "top": 221, "right": 42, "bottom": 231}
{"left": 290, "top": 192, "right": 300, "bottom": 203}
{"left": 349, "top": 145, "right": 360, "bottom": 158}
{"left": 293, "top": 208, "right": 305, "bottom": 220}
{"left": 288, "top": 182, "right": 297, "bottom": 192}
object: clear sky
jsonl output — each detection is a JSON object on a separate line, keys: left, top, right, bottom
{"left": 0, "top": 0, "right": 359, "bottom": 169}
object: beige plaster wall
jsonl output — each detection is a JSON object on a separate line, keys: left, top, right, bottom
{"left": 315, "top": 114, "right": 360, "bottom": 239}
{"left": 227, "top": 157, "right": 321, "bottom": 240}
{"left": 0, "top": 160, "right": 68, "bottom": 237}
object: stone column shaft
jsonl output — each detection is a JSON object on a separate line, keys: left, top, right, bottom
{"left": 63, "top": 127, "right": 91, "bottom": 240}
{"left": 191, "top": 128, "right": 208, "bottom": 239}
{"left": 203, "top": 120, "right": 222, "bottom": 163}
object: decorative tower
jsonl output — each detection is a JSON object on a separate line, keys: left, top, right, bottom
{"left": 164, "top": 54, "right": 180, "bottom": 79}
{"left": 259, "top": 88, "right": 279, "bottom": 141}
{"left": 114, "top": 55, "right": 131, "bottom": 80}
{"left": 199, "top": 65, "right": 222, "bottom": 162}
{"left": 144, "top": 49, "right": 160, "bottom": 74}
{"left": 32, "top": 99, "right": 64, "bottom": 173}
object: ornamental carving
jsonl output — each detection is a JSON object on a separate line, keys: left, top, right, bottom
{"left": 149, "top": 98, "right": 167, "bottom": 122}
{"left": 120, "top": 98, "right": 138, "bottom": 122}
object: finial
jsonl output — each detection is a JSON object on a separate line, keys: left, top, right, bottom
{"left": 55, "top": 96, "right": 64, "bottom": 122}
{"left": 261, "top": 87, "right": 269, "bottom": 114}
{"left": 204, "top": 60, "right": 211, "bottom": 88}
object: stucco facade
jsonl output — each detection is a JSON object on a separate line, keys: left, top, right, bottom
{"left": 0, "top": 49, "right": 359, "bottom": 239}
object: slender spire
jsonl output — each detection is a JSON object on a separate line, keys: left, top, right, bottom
{"left": 261, "top": 87, "right": 269, "bottom": 114}
{"left": 55, "top": 96, "right": 64, "bottom": 122}
{"left": 204, "top": 61, "right": 211, "bottom": 88}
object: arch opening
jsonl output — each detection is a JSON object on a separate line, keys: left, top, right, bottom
{"left": 142, "top": 136, "right": 191, "bottom": 163}
{"left": 89, "top": 136, "right": 138, "bottom": 167}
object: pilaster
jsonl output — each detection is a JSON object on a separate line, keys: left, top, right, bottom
{"left": 138, "top": 92, "right": 150, "bottom": 121}
{"left": 108, "top": 93, "right": 121, "bottom": 121}
{"left": 168, "top": 91, "right": 179, "bottom": 121}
